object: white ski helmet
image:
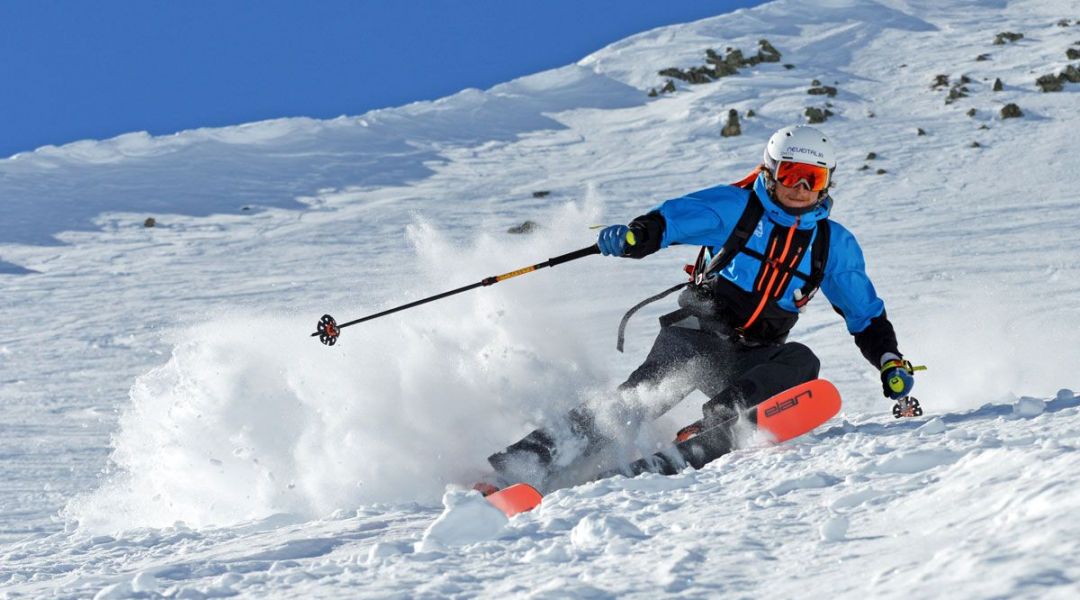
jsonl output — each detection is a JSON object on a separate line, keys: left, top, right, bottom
{"left": 763, "top": 125, "right": 837, "bottom": 173}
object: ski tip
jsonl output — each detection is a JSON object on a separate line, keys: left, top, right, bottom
{"left": 753, "top": 378, "right": 842, "bottom": 443}
{"left": 484, "top": 483, "right": 543, "bottom": 517}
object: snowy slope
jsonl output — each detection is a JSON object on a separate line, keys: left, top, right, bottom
{"left": 3, "top": 0, "right": 1080, "bottom": 597}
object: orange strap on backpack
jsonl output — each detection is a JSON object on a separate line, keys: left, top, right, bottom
{"left": 731, "top": 165, "right": 764, "bottom": 189}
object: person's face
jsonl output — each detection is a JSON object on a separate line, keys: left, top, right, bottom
{"left": 773, "top": 179, "right": 822, "bottom": 210}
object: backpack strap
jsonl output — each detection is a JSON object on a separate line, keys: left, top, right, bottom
{"left": 615, "top": 282, "right": 689, "bottom": 352}
{"left": 698, "top": 189, "right": 765, "bottom": 281}
{"left": 617, "top": 190, "right": 765, "bottom": 352}
{"left": 614, "top": 180, "right": 833, "bottom": 351}
{"left": 794, "top": 219, "right": 831, "bottom": 309}
{"left": 697, "top": 189, "right": 831, "bottom": 309}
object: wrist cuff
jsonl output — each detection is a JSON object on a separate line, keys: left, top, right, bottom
{"left": 879, "top": 352, "right": 902, "bottom": 368}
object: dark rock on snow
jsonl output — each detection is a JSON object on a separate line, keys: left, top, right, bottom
{"left": 1000, "top": 103, "right": 1023, "bottom": 119}
{"left": 808, "top": 85, "right": 838, "bottom": 97}
{"left": 993, "top": 32, "right": 1024, "bottom": 44}
{"left": 721, "top": 109, "right": 742, "bottom": 137}
{"left": 804, "top": 107, "right": 834, "bottom": 124}
{"left": 507, "top": 221, "right": 540, "bottom": 235}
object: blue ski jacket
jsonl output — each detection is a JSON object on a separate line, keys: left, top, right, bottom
{"left": 627, "top": 172, "right": 899, "bottom": 365}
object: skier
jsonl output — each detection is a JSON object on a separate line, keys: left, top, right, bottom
{"left": 485, "top": 125, "right": 919, "bottom": 488}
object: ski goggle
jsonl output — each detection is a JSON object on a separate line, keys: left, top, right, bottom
{"left": 774, "top": 161, "right": 830, "bottom": 192}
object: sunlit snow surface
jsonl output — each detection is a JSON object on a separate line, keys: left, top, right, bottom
{"left": 3, "top": 0, "right": 1080, "bottom": 597}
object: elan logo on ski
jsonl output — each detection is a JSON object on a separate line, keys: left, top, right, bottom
{"left": 485, "top": 379, "right": 842, "bottom": 517}
{"left": 762, "top": 391, "right": 806, "bottom": 417}
{"left": 753, "top": 379, "right": 840, "bottom": 444}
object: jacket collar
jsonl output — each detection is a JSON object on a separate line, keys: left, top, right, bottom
{"left": 753, "top": 173, "right": 832, "bottom": 229}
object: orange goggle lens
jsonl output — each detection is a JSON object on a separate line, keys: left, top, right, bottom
{"left": 775, "top": 161, "right": 830, "bottom": 192}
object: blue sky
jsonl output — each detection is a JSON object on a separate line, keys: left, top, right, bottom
{"left": 0, "top": 1, "right": 763, "bottom": 158}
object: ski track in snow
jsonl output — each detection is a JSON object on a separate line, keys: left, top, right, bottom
{"left": 3, "top": 0, "right": 1080, "bottom": 597}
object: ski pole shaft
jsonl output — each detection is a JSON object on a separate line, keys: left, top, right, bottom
{"left": 312, "top": 244, "right": 601, "bottom": 345}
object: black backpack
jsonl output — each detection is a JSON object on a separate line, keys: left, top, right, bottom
{"left": 616, "top": 189, "right": 831, "bottom": 352}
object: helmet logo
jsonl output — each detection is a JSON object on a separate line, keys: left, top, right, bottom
{"left": 784, "top": 145, "right": 824, "bottom": 158}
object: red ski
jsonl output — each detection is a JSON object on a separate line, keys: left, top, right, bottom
{"left": 754, "top": 378, "right": 842, "bottom": 443}
{"left": 484, "top": 483, "right": 543, "bottom": 517}
{"left": 614, "top": 378, "right": 842, "bottom": 477}
{"left": 485, "top": 378, "right": 842, "bottom": 516}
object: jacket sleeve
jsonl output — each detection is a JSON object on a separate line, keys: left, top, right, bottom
{"left": 622, "top": 187, "right": 739, "bottom": 258}
{"left": 654, "top": 193, "right": 731, "bottom": 247}
{"left": 820, "top": 223, "right": 901, "bottom": 366}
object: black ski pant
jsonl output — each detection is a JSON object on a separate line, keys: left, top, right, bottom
{"left": 619, "top": 323, "right": 821, "bottom": 421}
{"left": 488, "top": 323, "right": 820, "bottom": 475}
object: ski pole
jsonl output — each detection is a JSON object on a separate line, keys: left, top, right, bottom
{"left": 312, "top": 243, "right": 604, "bottom": 346}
